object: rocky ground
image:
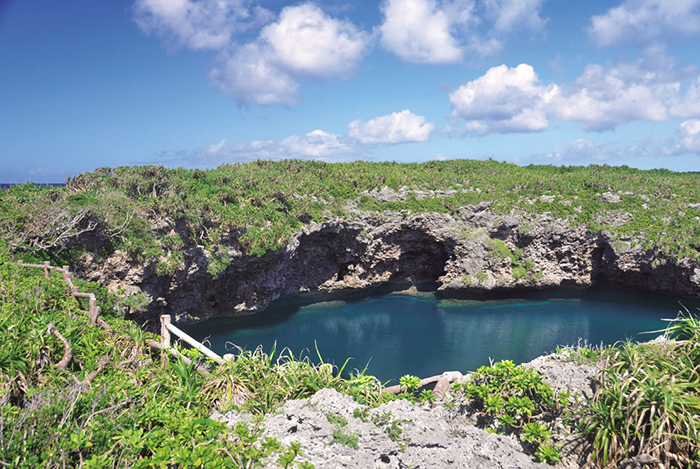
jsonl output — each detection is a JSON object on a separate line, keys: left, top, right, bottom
{"left": 213, "top": 353, "right": 599, "bottom": 469}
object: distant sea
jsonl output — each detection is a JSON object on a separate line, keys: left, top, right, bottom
{"left": 0, "top": 183, "right": 65, "bottom": 190}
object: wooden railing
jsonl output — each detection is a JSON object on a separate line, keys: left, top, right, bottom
{"left": 16, "top": 260, "right": 224, "bottom": 375}
{"left": 18, "top": 260, "right": 461, "bottom": 392}
{"left": 17, "top": 260, "right": 109, "bottom": 330}
{"left": 160, "top": 314, "right": 226, "bottom": 366}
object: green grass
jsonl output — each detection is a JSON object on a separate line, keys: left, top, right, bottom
{"left": 2, "top": 160, "right": 700, "bottom": 269}
{"left": 331, "top": 429, "right": 359, "bottom": 449}
{"left": 0, "top": 244, "right": 383, "bottom": 467}
{"left": 579, "top": 315, "right": 700, "bottom": 468}
{"left": 451, "top": 359, "right": 566, "bottom": 464}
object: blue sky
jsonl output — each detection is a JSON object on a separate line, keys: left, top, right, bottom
{"left": 2, "top": 0, "right": 700, "bottom": 182}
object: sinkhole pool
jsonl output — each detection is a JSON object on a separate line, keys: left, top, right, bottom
{"left": 180, "top": 288, "right": 700, "bottom": 384}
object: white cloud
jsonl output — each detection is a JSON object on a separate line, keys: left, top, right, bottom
{"left": 209, "top": 44, "right": 300, "bottom": 105}
{"left": 668, "top": 119, "right": 700, "bottom": 154}
{"left": 198, "top": 109, "right": 434, "bottom": 162}
{"left": 672, "top": 78, "right": 700, "bottom": 118}
{"left": 484, "top": 0, "right": 547, "bottom": 34}
{"left": 133, "top": 0, "right": 272, "bottom": 50}
{"left": 540, "top": 137, "right": 657, "bottom": 163}
{"left": 548, "top": 62, "right": 678, "bottom": 131}
{"left": 589, "top": 0, "right": 700, "bottom": 47}
{"left": 210, "top": 3, "right": 370, "bottom": 105}
{"left": 544, "top": 139, "right": 615, "bottom": 162}
{"left": 281, "top": 130, "right": 352, "bottom": 158}
{"left": 261, "top": 4, "right": 370, "bottom": 78}
{"left": 379, "top": 0, "right": 547, "bottom": 63}
{"left": 203, "top": 130, "right": 357, "bottom": 162}
{"left": 348, "top": 110, "right": 436, "bottom": 144}
{"left": 449, "top": 64, "right": 558, "bottom": 133}
{"left": 379, "top": 0, "right": 464, "bottom": 64}
{"left": 451, "top": 52, "right": 700, "bottom": 134}
{"left": 135, "top": 2, "right": 369, "bottom": 105}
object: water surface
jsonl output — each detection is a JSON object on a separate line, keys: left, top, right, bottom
{"left": 182, "top": 288, "right": 699, "bottom": 384}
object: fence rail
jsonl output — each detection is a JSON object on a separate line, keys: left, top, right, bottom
{"left": 17, "top": 260, "right": 108, "bottom": 329}
{"left": 18, "top": 260, "right": 459, "bottom": 392}
{"left": 16, "top": 260, "right": 221, "bottom": 375}
{"left": 160, "top": 314, "right": 226, "bottom": 366}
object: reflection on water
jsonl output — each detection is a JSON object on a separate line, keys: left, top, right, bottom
{"left": 181, "top": 288, "right": 700, "bottom": 384}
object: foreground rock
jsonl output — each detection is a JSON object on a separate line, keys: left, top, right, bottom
{"left": 216, "top": 388, "right": 548, "bottom": 469}
{"left": 214, "top": 354, "right": 600, "bottom": 469}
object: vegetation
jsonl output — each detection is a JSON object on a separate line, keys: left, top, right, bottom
{"left": 1, "top": 161, "right": 699, "bottom": 273}
{"left": 2, "top": 161, "right": 700, "bottom": 467}
{"left": 451, "top": 360, "right": 573, "bottom": 464}
{"left": 0, "top": 245, "right": 382, "bottom": 467}
{"left": 579, "top": 314, "right": 700, "bottom": 468}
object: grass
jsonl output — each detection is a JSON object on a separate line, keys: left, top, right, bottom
{"left": 579, "top": 314, "right": 700, "bottom": 468}
{"left": 331, "top": 429, "right": 359, "bottom": 449}
{"left": 2, "top": 160, "right": 700, "bottom": 271}
{"left": 0, "top": 244, "right": 384, "bottom": 467}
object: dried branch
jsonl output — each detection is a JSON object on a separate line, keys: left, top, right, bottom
{"left": 8, "top": 206, "right": 98, "bottom": 253}
{"left": 46, "top": 323, "right": 72, "bottom": 370}
{"left": 82, "top": 356, "right": 111, "bottom": 386}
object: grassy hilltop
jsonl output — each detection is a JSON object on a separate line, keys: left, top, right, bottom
{"left": 1, "top": 160, "right": 700, "bottom": 467}
{"left": 1, "top": 160, "right": 700, "bottom": 273}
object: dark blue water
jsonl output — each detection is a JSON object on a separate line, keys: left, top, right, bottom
{"left": 181, "top": 288, "right": 700, "bottom": 384}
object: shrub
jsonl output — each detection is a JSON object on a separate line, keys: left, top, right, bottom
{"left": 579, "top": 314, "right": 700, "bottom": 468}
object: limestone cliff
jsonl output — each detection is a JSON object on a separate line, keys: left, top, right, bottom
{"left": 76, "top": 203, "right": 700, "bottom": 324}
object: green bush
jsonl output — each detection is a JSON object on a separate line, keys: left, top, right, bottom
{"left": 453, "top": 360, "right": 562, "bottom": 464}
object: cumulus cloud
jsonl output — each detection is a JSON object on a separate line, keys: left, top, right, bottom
{"left": 449, "top": 63, "right": 558, "bottom": 133}
{"left": 672, "top": 78, "right": 700, "bottom": 118}
{"left": 348, "top": 110, "right": 436, "bottom": 144}
{"left": 484, "top": 0, "right": 548, "bottom": 34}
{"left": 589, "top": 0, "right": 700, "bottom": 47}
{"left": 378, "top": 0, "right": 546, "bottom": 63}
{"left": 135, "top": 2, "right": 370, "bottom": 105}
{"left": 210, "top": 3, "right": 370, "bottom": 104}
{"left": 451, "top": 51, "right": 700, "bottom": 134}
{"left": 379, "top": 0, "right": 464, "bottom": 64}
{"left": 543, "top": 139, "right": 617, "bottom": 162}
{"left": 667, "top": 119, "right": 700, "bottom": 154}
{"left": 260, "top": 4, "right": 371, "bottom": 79}
{"left": 548, "top": 61, "right": 677, "bottom": 131}
{"left": 195, "top": 109, "right": 435, "bottom": 163}
{"left": 133, "top": 0, "right": 272, "bottom": 50}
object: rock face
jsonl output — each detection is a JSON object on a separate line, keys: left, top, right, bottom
{"left": 215, "top": 388, "right": 549, "bottom": 469}
{"left": 77, "top": 204, "right": 700, "bottom": 323}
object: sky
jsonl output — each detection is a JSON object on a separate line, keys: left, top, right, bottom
{"left": 2, "top": 0, "right": 700, "bottom": 182}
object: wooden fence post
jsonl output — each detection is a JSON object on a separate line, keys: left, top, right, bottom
{"left": 161, "top": 315, "right": 171, "bottom": 349}
{"left": 71, "top": 286, "right": 79, "bottom": 298}
{"left": 62, "top": 266, "right": 70, "bottom": 282}
{"left": 17, "top": 260, "right": 24, "bottom": 266}
{"left": 88, "top": 295, "right": 97, "bottom": 323}
{"left": 43, "top": 261, "right": 50, "bottom": 278}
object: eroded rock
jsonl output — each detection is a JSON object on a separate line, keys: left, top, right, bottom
{"left": 216, "top": 388, "right": 549, "bottom": 469}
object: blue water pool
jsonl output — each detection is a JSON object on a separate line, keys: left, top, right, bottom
{"left": 181, "top": 288, "right": 699, "bottom": 384}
